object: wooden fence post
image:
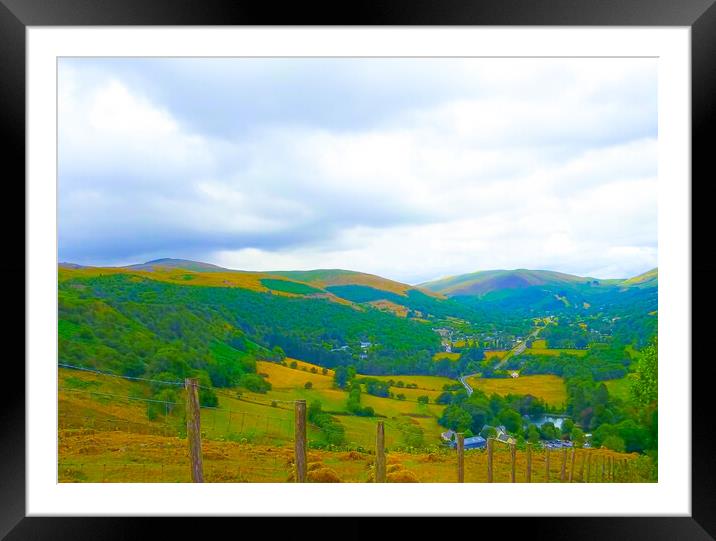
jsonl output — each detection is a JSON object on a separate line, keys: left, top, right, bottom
{"left": 545, "top": 447, "right": 551, "bottom": 482}
{"left": 569, "top": 447, "right": 576, "bottom": 482}
{"left": 579, "top": 450, "right": 585, "bottom": 482}
{"left": 376, "top": 421, "right": 386, "bottom": 483}
{"left": 586, "top": 452, "right": 592, "bottom": 482}
{"left": 457, "top": 433, "right": 464, "bottom": 483}
{"left": 526, "top": 443, "right": 532, "bottom": 483}
{"left": 487, "top": 438, "right": 494, "bottom": 483}
{"left": 561, "top": 448, "right": 567, "bottom": 481}
{"left": 185, "top": 378, "right": 204, "bottom": 483}
{"left": 294, "top": 400, "right": 307, "bottom": 483}
{"left": 601, "top": 456, "right": 606, "bottom": 482}
{"left": 510, "top": 442, "right": 516, "bottom": 483}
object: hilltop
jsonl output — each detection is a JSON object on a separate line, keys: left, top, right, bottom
{"left": 419, "top": 269, "right": 598, "bottom": 297}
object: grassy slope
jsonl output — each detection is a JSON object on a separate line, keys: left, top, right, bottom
{"left": 59, "top": 430, "right": 647, "bottom": 483}
{"left": 59, "top": 368, "right": 651, "bottom": 482}
{"left": 621, "top": 268, "right": 658, "bottom": 287}
{"left": 59, "top": 364, "right": 450, "bottom": 451}
{"left": 256, "top": 361, "right": 334, "bottom": 389}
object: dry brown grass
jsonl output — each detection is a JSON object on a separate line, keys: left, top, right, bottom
{"left": 369, "top": 300, "right": 409, "bottom": 317}
{"left": 466, "top": 375, "right": 567, "bottom": 407}
{"left": 484, "top": 350, "right": 509, "bottom": 360}
{"left": 58, "top": 429, "right": 648, "bottom": 483}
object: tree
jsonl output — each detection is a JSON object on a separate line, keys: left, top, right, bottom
{"left": 304, "top": 381, "right": 313, "bottom": 389}
{"left": 308, "top": 400, "right": 323, "bottom": 422}
{"left": 240, "top": 373, "right": 271, "bottom": 393}
{"left": 272, "top": 345, "right": 286, "bottom": 361}
{"left": 561, "top": 419, "right": 575, "bottom": 436}
{"left": 289, "top": 360, "right": 298, "bottom": 369}
{"left": 396, "top": 393, "right": 406, "bottom": 401}
{"left": 631, "top": 337, "right": 657, "bottom": 406}
{"left": 417, "top": 395, "right": 429, "bottom": 405}
{"left": 527, "top": 424, "right": 541, "bottom": 444}
{"left": 498, "top": 408, "right": 523, "bottom": 434}
{"left": 539, "top": 421, "right": 558, "bottom": 440}
{"left": 333, "top": 366, "right": 348, "bottom": 388}
{"left": 570, "top": 427, "right": 585, "bottom": 446}
{"left": 435, "top": 391, "right": 453, "bottom": 405}
{"left": 440, "top": 405, "right": 473, "bottom": 432}
{"left": 602, "top": 434, "right": 626, "bottom": 452}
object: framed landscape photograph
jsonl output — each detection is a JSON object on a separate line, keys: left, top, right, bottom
{"left": 6, "top": 0, "right": 714, "bottom": 537}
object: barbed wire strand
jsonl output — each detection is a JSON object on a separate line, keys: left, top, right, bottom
{"left": 59, "top": 363, "right": 184, "bottom": 386}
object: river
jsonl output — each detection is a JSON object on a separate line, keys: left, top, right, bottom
{"left": 526, "top": 415, "right": 567, "bottom": 429}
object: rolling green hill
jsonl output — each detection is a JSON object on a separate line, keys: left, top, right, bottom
{"left": 419, "top": 269, "right": 596, "bottom": 297}
{"left": 621, "top": 268, "right": 658, "bottom": 288}
{"left": 57, "top": 259, "right": 660, "bottom": 466}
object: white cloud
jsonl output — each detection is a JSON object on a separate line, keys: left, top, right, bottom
{"left": 58, "top": 58, "right": 658, "bottom": 281}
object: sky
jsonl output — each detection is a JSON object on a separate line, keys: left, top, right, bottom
{"left": 58, "top": 57, "right": 657, "bottom": 284}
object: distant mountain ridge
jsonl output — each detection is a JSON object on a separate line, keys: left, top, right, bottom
{"left": 59, "top": 258, "right": 656, "bottom": 322}
{"left": 58, "top": 258, "right": 657, "bottom": 377}
{"left": 420, "top": 268, "right": 655, "bottom": 297}
{"left": 125, "top": 258, "right": 229, "bottom": 272}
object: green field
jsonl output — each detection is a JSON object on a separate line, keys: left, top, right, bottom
{"left": 604, "top": 376, "right": 633, "bottom": 401}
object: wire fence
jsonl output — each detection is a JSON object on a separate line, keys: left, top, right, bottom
{"left": 58, "top": 364, "right": 652, "bottom": 483}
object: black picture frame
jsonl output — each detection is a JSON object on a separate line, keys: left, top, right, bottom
{"left": 2, "top": 0, "right": 712, "bottom": 538}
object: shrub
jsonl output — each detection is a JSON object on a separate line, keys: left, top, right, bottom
{"left": 240, "top": 373, "right": 272, "bottom": 393}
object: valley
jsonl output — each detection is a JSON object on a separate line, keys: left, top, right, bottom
{"left": 57, "top": 259, "right": 658, "bottom": 482}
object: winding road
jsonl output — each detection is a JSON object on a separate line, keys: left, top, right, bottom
{"left": 458, "top": 324, "right": 545, "bottom": 396}
{"left": 458, "top": 375, "right": 473, "bottom": 396}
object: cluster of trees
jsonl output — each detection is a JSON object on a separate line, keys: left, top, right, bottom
{"left": 346, "top": 383, "right": 374, "bottom": 417}
{"left": 539, "top": 324, "right": 589, "bottom": 349}
{"left": 355, "top": 377, "right": 390, "bottom": 398}
{"left": 589, "top": 338, "right": 657, "bottom": 453}
{"left": 324, "top": 285, "right": 488, "bottom": 322}
{"left": 517, "top": 344, "right": 632, "bottom": 381}
{"left": 562, "top": 338, "right": 657, "bottom": 452}
{"left": 438, "top": 388, "right": 549, "bottom": 436}
{"left": 65, "top": 273, "right": 445, "bottom": 377}
{"left": 307, "top": 401, "right": 345, "bottom": 445}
